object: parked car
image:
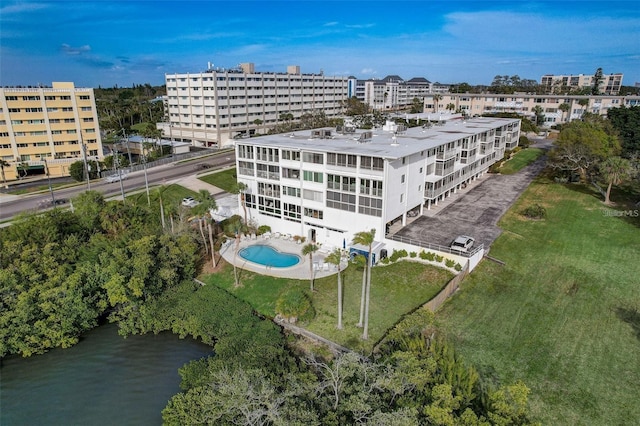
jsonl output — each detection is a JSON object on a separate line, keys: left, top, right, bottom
{"left": 450, "top": 235, "right": 475, "bottom": 252}
{"left": 181, "top": 197, "right": 200, "bottom": 207}
{"left": 106, "top": 173, "right": 127, "bottom": 183}
{"left": 38, "top": 198, "right": 68, "bottom": 209}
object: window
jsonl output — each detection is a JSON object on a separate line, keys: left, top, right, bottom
{"left": 238, "top": 161, "right": 254, "bottom": 176}
{"left": 237, "top": 144, "right": 254, "bottom": 159}
{"left": 303, "top": 170, "right": 323, "bottom": 183}
{"left": 303, "top": 152, "right": 323, "bottom": 164}
{"left": 360, "top": 179, "right": 383, "bottom": 197}
{"left": 358, "top": 196, "right": 382, "bottom": 217}
{"left": 326, "top": 191, "right": 356, "bottom": 212}
{"left": 282, "top": 186, "right": 301, "bottom": 197}
{"left": 283, "top": 203, "right": 301, "bottom": 220}
{"left": 258, "top": 182, "right": 280, "bottom": 197}
{"left": 303, "top": 207, "right": 323, "bottom": 219}
{"left": 282, "top": 168, "right": 300, "bottom": 179}
{"left": 257, "top": 147, "right": 279, "bottom": 162}
{"left": 327, "top": 153, "right": 356, "bottom": 168}
{"left": 303, "top": 189, "right": 323, "bottom": 202}
{"left": 401, "top": 174, "right": 405, "bottom": 183}
{"left": 282, "top": 150, "right": 300, "bottom": 161}
{"left": 360, "top": 156, "right": 384, "bottom": 171}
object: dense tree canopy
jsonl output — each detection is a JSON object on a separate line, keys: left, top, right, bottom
{"left": 607, "top": 106, "right": 640, "bottom": 156}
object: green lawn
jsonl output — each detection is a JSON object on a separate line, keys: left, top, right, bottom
{"left": 499, "top": 148, "right": 545, "bottom": 174}
{"left": 435, "top": 179, "right": 640, "bottom": 425}
{"left": 128, "top": 183, "right": 197, "bottom": 207}
{"left": 199, "top": 167, "right": 237, "bottom": 192}
{"left": 201, "top": 260, "right": 453, "bottom": 353}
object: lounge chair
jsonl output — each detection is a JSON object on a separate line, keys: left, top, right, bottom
{"left": 251, "top": 233, "right": 257, "bottom": 240}
{"left": 323, "top": 263, "right": 329, "bottom": 271}
{"left": 274, "top": 232, "right": 281, "bottom": 239}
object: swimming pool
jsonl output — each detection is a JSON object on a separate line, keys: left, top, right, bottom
{"left": 238, "top": 244, "right": 301, "bottom": 268}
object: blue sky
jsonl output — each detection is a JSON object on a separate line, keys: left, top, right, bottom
{"left": 1, "top": 1, "right": 639, "bottom": 88}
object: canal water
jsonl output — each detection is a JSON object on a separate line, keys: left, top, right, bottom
{"left": 1, "top": 323, "right": 213, "bottom": 425}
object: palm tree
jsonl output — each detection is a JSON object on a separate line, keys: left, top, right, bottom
{"left": 432, "top": 94, "right": 442, "bottom": 113}
{"left": 232, "top": 181, "right": 248, "bottom": 225}
{"left": 599, "top": 156, "right": 634, "bottom": 204}
{"left": 301, "top": 243, "right": 319, "bottom": 292}
{"left": 577, "top": 98, "right": 589, "bottom": 117}
{"left": 0, "top": 159, "right": 9, "bottom": 186}
{"left": 325, "top": 248, "right": 344, "bottom": 329}
{"left": 193, "top": 190, "right": 218, "bottom": 256}
{"left": 558, "top": 103, "right": 571, "bottom": 123}
{"left": 352, "top": 229, "right": 376, "bottom": 339}
{"left": 446, "top": 103, "right": 456, "bottom": 112}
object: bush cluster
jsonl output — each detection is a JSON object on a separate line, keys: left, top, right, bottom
{"left": 521, "top": 203, "right": 547, "bottom": 219}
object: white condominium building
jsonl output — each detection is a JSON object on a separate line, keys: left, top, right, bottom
{"left": 0, "top": 82, "right": 103, "bottom": 180}
{"left": 234, "top": 117, "right": 520, "bottom": 250}
{"left": 425, "top": 93, "right": 640, "bottom": 126}
{"left": 349, "top": 75, "right": 433, "bottom": 110}
{"left": 540, "top": 73, "right": 623, "bottom": 95}
{"left": 159, "top": 63, "right": 349, "bottom": 148}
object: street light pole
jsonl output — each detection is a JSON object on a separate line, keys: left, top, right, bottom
{"left": 43, "top": 158, "right": 56, "bottom": 205}
{"left": 81, "top": 138, "right": 91, "bottom": 190}
{"left": 142, "top": 150, "right": 150, "bottom": 206}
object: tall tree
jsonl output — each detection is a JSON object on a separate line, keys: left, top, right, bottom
{"left": 558, "top": 103, "right": 571, "bottom": 123}
{"left": 432, "top": 95, "right": 442, "bottom": 113}
{"left": 599, "top": 156, "right": 634, "bottom": 204}
{"left": 325, "top": 248, "right": 344, "bottom": 329}
{"left": 0, "top": 158, "right": 9, "bottom": 185}
{"left": 301, "top": 243, "right": 319, "bottom": 292}
{"left": 231, "top": 181, "right": 248, "bottom": 225}
{"left": 592, "top": 67, "right": 604, "bottom": 95}
{"left": 352, "top": 229, "right": 376, "bottom": 339}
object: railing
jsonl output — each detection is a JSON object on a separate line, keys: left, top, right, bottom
{"left": 386, "top": 234, "right": 484, "bottom": 258}
{"left": 101, "top": 149, "right": 232, "bottom": 176}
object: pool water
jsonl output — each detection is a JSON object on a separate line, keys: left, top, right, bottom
{"left": 239, "top": 244, "right": 301, "bottom": 268}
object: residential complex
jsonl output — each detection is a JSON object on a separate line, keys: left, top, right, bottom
{"left": 424, "top": 93, "right": 640, "bottom": 126}
{"left": 234, "top": 116, "right": 520, "bottom": 254}
{"left": 0, "top": 82, "right": 103, "bottom": 180}
{"left": 348, "top": 75, "right": 432, "bottom": 111}
{"left": 158, "top": 63, "right": 349, "bottom": 148}
{"left": 540, "top": 73, "right": 623, "bottom": 95}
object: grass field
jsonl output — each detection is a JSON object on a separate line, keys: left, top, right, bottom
{"left": 435, "top": 178, "right": 640, "bottom": 425}
{"left": 201, "top": 260, "right": 453, "bottom": 353}
{"left": 499, "top": 147, "right": 545, "bottom": 175}
{"left": 128, "top": 183, "right": 197, "bottom": 207}
{"left": 199, "top": 167, "right": 237, "bottom": 192}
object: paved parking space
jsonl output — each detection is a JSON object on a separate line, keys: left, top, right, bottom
{"left": 394, "top": 146, "right": 548, "bottom": 250}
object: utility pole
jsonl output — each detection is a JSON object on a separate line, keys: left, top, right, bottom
{"left": 142, "top": 149, "right": 150, "bottom": 206}
{"left": 43, "top": 158, "right": 56, "bottom": 205}
{"left": 81, "top": 138, "right": 91, "bottom": 190}
{"left": 123, "top": 128, "right": 133, "bottom": 166}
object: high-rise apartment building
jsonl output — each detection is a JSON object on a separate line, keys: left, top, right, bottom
{"left": 540, "top": 73, "right": 623, "bottom": 95}
{"left": 158, "top": 63, "right": 349, "bottom": 148}
{"left": 0, "top": 82, "right": 103, "bottom": 181}
{"left": 350, "top": 75, "right": 433, "bottom": 110}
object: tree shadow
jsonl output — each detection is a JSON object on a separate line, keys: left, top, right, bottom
{"left": 615, "top": 306, "right": 640, "bottom": 342}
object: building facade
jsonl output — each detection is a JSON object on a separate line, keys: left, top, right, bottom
{"left": 350, "top": 75, "right": 433, "bottom": 110}
{"left": 158, "top": 63, "right": 349, "bottom": 148}
{"left": 424, "top": 93, "right": 640, "bottom": 126}
{"left": 0, "top": 82, "right": 103, "bottom": 181}
{"left": 234, "top": 117, "right": 520, "bottom": 250}
{"left": 540, "top": 73, "right": 624, "bottom": 95}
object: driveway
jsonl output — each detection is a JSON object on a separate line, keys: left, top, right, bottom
{"left": 394, "top": 140, "right": 551, "bottom": 250}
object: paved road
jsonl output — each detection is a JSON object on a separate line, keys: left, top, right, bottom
{"left": 395, "top": 139, "right": 552, "bottom": 250}
{"left": 0, "top": 151, "right": 236, "bottom": 221}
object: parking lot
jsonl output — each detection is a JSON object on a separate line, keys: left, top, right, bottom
{"left": 394, "top": 147, "right": 548, "bottom": 250}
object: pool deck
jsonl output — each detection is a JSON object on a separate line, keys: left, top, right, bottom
{"left": 219, "top": 234, "right": 349, "bottom": 280}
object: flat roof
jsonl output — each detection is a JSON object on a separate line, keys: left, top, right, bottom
{"left": 238, "top": 117, "right": 518, "bottom": 160}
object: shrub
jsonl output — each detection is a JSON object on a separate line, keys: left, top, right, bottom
{"left": 419, "top": 251, "right": 428, "bottom": 260}
{"left": 409, "top": 251, "right": 417, "bottom": 258}
{"left": 521, "top": 204, "right": 546, "bottom": 219}
{"left": 445, "top": 259, "right": 456, "bottom": 268}
{"left": 275, "top": 289, "right": 312, "bottom": 323}
{"left": 380, "top": 257, "right": 390, "bottom": 265}
{"left": 454, "top": 263, "right": 463, "bottom": 272}
{"left": 258, "top": 225, "right": 271, "bottom": 235}
{"left": 518, "top": 135, "right": 531, "bottom": 148}
{"left": 389, "top": 249, "right": 408, "bottom": 262}
{"left": 435, "top": 255, "right": 444, "bottom": 263}
{"left": 424, "top": 252, "right": 436, "bottom": 261}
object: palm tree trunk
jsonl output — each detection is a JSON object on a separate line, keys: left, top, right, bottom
{"left": 337, "top": 265, "right": 343, "bottom": 330}
{"left": 199, "top": 219, "right": 208, "bottom": 253}
{"left": 208, "top": 221, "right": 217, "bottom": 268}
{"left": 357, "top": 265, "right": 367, "bottom": 327}
{"left": 605, "top": 180, "right": 613, "bottom": 204}
{"left": 233, "top": 233, "right": 240, "bottom": 287}
{"left": 363, "top": 258, "right": 372, "bottom": 340}
{"left": 159, "top": 195, "right": 166, "bottom": 229}
{"left": 309, "top": 254, "right": 314, "bottom": 292}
